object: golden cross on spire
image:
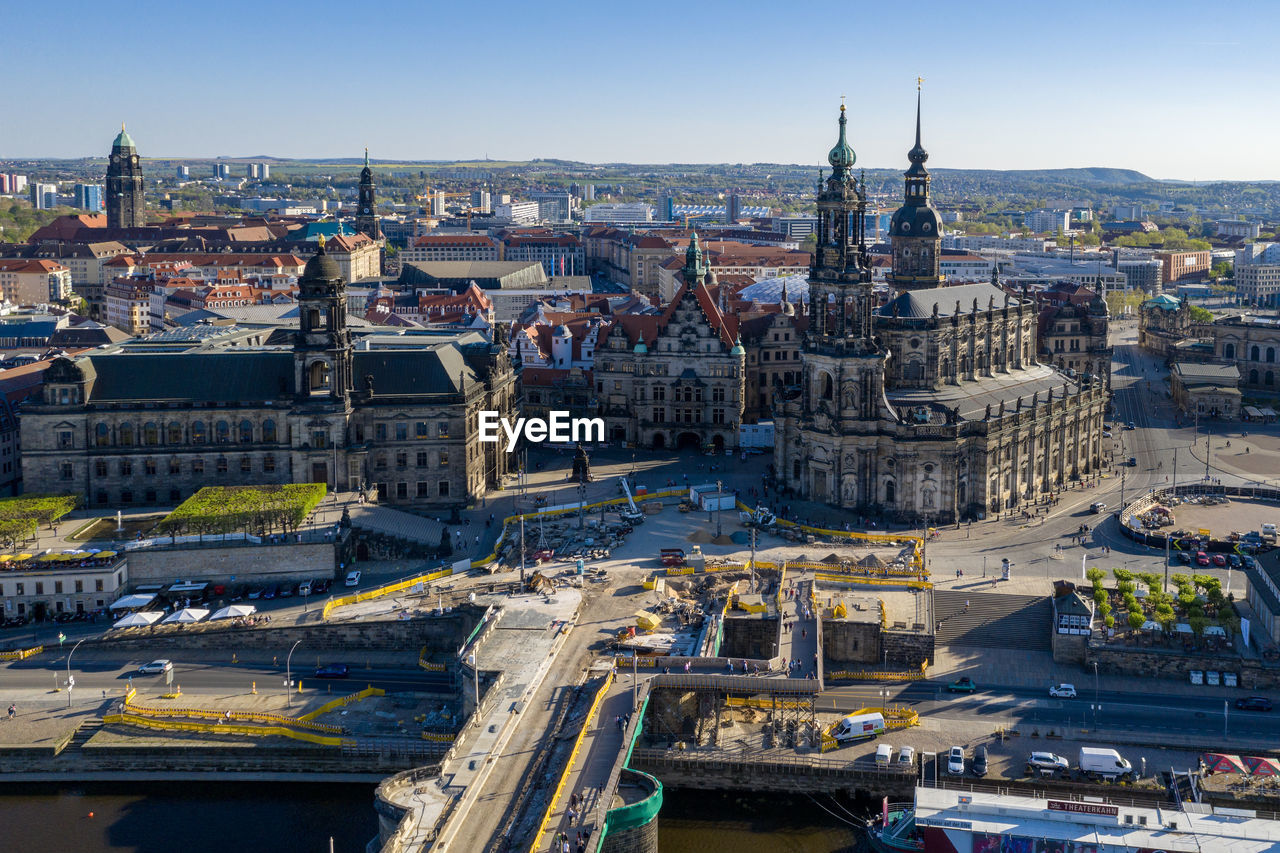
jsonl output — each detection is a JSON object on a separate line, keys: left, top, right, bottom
{"left": 917, "top": 76, "right": 924, "bottom": 90}
{"left": 840, "top": 93, "right": 846, "bottom": 107}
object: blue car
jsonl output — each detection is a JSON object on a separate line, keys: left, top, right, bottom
{"left": 314, "top": 664, "right": 349, "bottom": 679}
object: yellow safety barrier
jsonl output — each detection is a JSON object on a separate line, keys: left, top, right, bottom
{"left": 417, "top": 645, "right": 446, "bottom": 671}
{"left": 827, "top": 662, "right": 928, "bottom": 682}
{"left": 296, "top": 686, "right": 385, "bottom": 723}
{"left": 814, "top": 572, "right": 933, "bottom": 589}
{"left": 878, "top": 599, "right": 887, "bottom": 629}
{"left": 421, "top": 731, "right": 456, "bottom": 743}
{"left": 527, "top": 671, "right": 615, "bottom": 853}
{"left": 322, "top": 568, "right": 453, "bottom": 620}
{"left": 104, "top": 712, "right": 347, "bottom": 746}
{"left": 125, "top": 699, "right": 346, "bottom": 733}
{"left": 820, "top": 705, "right": 920, "bottom": 752}
{"left": 790, "top": 561, "right": 919, "bottom": 577}
{"left": 665, "top": 565, "right": 695, "bottom": 576}
{"left": 0, "top": 645, "right": 43, "bottom": 660}
{"left": 726, "top": 696, "right": 811, "bottom": 711}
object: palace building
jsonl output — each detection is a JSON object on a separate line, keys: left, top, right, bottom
{"left": 774, "top": 95, "right": 1109, "bottom": 522}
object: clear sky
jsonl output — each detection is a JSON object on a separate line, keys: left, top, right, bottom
{"left": 3, "top": 0, "right": 1276, "bottom": 181}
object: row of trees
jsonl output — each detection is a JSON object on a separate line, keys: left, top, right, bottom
{"left": 156, "top": 485, "right": 326, "bottom": 538}
{"left": 1087, "top": 567, "right": 1237, "bottom": 637}
{"left": 0, "top": 494, "right": 80, "bottom": 550}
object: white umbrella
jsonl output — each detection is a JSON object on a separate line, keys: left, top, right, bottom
{"left": 209, "top": 604, "right": 256, "bottom": 620}
{"left": 113, "top": 611, "right": 164, "bottom": 629}
{"left": 1141, "top": 620, "right": 1162, "bottom": 632}
{"left": 110, "top": 593, "right": 157, "bottom": 610}
{"left": 162, "top": 608, "right": 210, "bottom": 624}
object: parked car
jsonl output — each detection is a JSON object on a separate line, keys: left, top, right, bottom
{"left": 262, "top": 585, "right": 279, "bottom": 600}
{"left": 344, "top": 570, "right": 361, "bottom": 587}
{"left": 314, "top": 579, "right": 331, "bottom": 594}
{"left": 1102, "top": 430, "right": 1113, "bottom": 439}
{"left": 897, "top": 745, "right": 915, "bottom": 769}
{"left": 1211, "top": 554, "right": 1227, "bottom": 567}
{"left": 1128, "top": 456, "right": 1137, "bottom": 467}
{"left": 1195, "top": 551, "right": 1211, "bottom": 567}
{"left": 1235, "top": 696, "right": 1273, "bottom": 712}
{"left": 136, "top": 659, "right": 173, "bottom": 675}
{"left": 1177, "top": 551, "right": 1192, "bottom": 565}
{"left": 1049, "top": 683, "right": 1077, "bottom": 698}
{"left": 1228, "top": 554, "right": 1242, "bottom": 569}
{"left": 314, "top": 664, "right": 350, "bottom": 679}
{"left": 247, "top": 587, "right": 264, "bottom": 600}
{"left": 1125, "top": 422, "right": 1136, "bottom": 430}
{"left": 277, "top": 585, "right": 293, "bottom": 598}
{"left": 875, "top": 743, "right": 893, "bottom": 767}
{"left": 1026, "top": 751, "right": 1070, "bottom": 775}
{"left": 947, "top": 677, "right": 977, "bottom": 694}
{"left": 972, "top": 744, "right": 989, "bottom": 777}
{"left": 297, "top": 581, "right": 311, "bottom": 597}
{"left": 947, "top": 746, "right": 965, "bottom": 775}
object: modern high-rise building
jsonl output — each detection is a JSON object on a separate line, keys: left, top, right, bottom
{"left": 726, "top": 192, "right": 741, "bottom": 224}
{"left": 584, "top": 184, "right": 595, "bottom": 202}
{"left": 529, "top": 191, "right": 572, "bottom": 223}
{"left": 470, "top": 189, "right": 491, "bottom": 214}
{"left": 247, "top": 163, "right": 261, "bottom": 179}
{"left": 175, "top": 165, "right": 190, "bottom": 180}
{"left": 105, "top": 126, "right": 145, "bottom": 228}
{"left": 74, "top": 183, "right": 104, "bottom": 211}
{"left": 259, "top": 163, "right": 270, "bottom": 180}
{"left": 29, "top": 183, "right": 59, "bottom": 210}
{"left": 213, "top": 163, "right": 231, "bottom": 180}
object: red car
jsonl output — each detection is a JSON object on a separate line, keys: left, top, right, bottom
{"left": 1211, "top": 554, "right": 1227, "bottom": 567}
{"left": 1195, "top": 551, "right": 1211, "bottom": 566}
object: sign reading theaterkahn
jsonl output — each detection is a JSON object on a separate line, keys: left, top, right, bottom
{"left": 1047, "top": 800, "right": 1120, "bottom": 817}
{"left": 478, "top": 411, "right": 604, "bottom": 452}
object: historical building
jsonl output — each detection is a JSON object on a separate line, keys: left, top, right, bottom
{"left": 20, "top": 242, "right": 517, "bottom": 511}
{"left": 1037, "top": 284, "right": 1112, "bottom": 387}
{"left": 354, "top": 148, "right": 382, "bottom": 241}
{"left": 593, "top": 234, "right": 746, "bottom": 451}
{"left": 105, "top": 126, "right": 145, "bottom": 230}
{"left": 1138, "top": 294, "right": 1197, "bottom": 359}
{"left": 774, "top": 103, "right": 1109, "bottom": 522}
{"left": 739, "top": 283, "right": 806, "bottom": 421}
{"left": 1207, "top": 313, "right": 1280, "bottom": 394}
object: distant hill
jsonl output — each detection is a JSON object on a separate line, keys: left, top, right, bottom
{"left": 950, "top": 167, "right": 1152, "bottom": 185}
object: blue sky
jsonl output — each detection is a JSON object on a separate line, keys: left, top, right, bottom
{"left": 3, "top": 0, "right": 1276, "bottom": 180}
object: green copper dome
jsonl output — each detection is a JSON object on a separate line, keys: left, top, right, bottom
{"left": 827, "top": 105, "right": 856, "bottom": 173}
{"left": 113, "top": 124, "right": 136, "bottom": 150}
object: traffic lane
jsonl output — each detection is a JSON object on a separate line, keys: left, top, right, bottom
{"left": 1, "top": 660, "right": 451, "bottom": 693}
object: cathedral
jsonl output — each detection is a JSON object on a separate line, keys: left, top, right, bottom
{"left": 774, "top": 95, "right": 1109, "bottom": 522}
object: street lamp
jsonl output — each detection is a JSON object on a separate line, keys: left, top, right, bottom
{"left": 66, "top": 637, "right": 87, "bottom": 709}
{"left": 285, "top": 640, "right": 302, "bottom": 708}
{"left": 1092, "top": 661, "right": 1099, "bottom": 726}
{"left": 715, "top": 479, "right": 723, "bottom": 538}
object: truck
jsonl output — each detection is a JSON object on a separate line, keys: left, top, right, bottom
{"left": 829, "top": 712, "right": 885, "bottom": 743}
{"left": 1078, "top": 747, "right": 1133, "bottom": 780}
{"left": 617, "top": 477, "right": 645, "bottom": 524}
{"left": 660, "top": 548, "right": 686, "bottom": 567}
{"left": 1262, "top": 523, "right": 1277, "bottom": 543}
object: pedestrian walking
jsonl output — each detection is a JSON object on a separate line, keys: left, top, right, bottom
{"left": 7, "top": 703, "right": 13, "bottom": 720}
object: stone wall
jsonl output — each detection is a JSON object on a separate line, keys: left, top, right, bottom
{"left": 602, "top": 811, "right": 659, "bottom": 853}
{"left": 721, "top": 616, "right": 778, "bottom": 660}
{"left": 821, "top": 620, "right": 881, "bottom": 665}
{"left": 1086, "top": 644, "right": 1280, "bottom": 690}
{"left": 1053, "top": 630, "right": 1088, "bottom": 664}
{"left": 125, "top": 538, "right": 345, "bottom": 586}
{"left": 88, "top": 606, "right": 485, "bottom": 654}
{"left": 882, "top": 629, "right": 933, "bottom": 667}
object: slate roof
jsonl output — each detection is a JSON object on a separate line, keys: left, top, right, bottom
{"left": 82, "top": 352, "right": 296, "bottom": 402}
{"left": 353, "top": 348, "right": 474, "bottom": 397}
{"left": 879, "top": 282, "right": 1021, "bottom": 319}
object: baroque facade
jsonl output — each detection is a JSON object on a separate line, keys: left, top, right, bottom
{"left": 774, "top": 100, "right": 1109, "bottom": 522}
{"left": 21, "top": 242, "right": 516, "bottom": 511}
{"left": 593, "top": 235, "right": 746, "bottom": 451}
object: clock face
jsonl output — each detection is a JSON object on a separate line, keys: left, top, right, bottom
{"left": 363, "top": 208, "right": 370, "bottom": 214}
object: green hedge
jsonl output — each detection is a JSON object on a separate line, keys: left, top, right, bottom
{"left": 156, "top": 485, "right": 326, "bottom": 537}
{"left": 0, "top": 493, "right": 79, "bottom": 527}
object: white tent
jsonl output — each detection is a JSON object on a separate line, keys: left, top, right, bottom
{"left": 113, "top": 611, "right": 164, "bottom": 629}
{"left": 110, "top": 593, "right": 157, "bottom": 611}
{"left": 1205, "top": 625, "right": 1227, "bottom": 637}
{"left": 161, "top": 608, "right": 210, "bottom": 625}
{"left": 1141, "top": 620, "right": 1163, "bottom": 632}
{"left": 1175, "top": 622, "right": 1194, "bottom": 634}
{"left": 209, "top": 604, "right": 256, "bottom": 620}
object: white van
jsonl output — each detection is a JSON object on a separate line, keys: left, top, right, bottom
{"left": 1079, "top": 747, "right": 1133, "bottom": 779}
{"left": 875, "top": 743, "right": 894, "bottom": 767}
{"left": 897, "top": 745, "right": 915, "bottom": 768}
{"left": 830, "top": 712, "right": 886, "bottom": 743}
{"left": 1262, "top": 522, "right": 1277, "bottom": 542}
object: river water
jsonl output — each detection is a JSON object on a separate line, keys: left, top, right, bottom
{"left": 0, "top": 783, "right": 869, "bottom": 852}
{"left": 0, "top": 782, "right": 377, "bottom": 853}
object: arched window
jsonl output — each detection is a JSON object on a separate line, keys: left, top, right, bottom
{"left": 191, "top": 421, "right": 207, "bottom": 444}
{"left": 168, "top": 422, "right": 183, "bottom": 444}
{"left": 821, "top": 373, "right": 833, "bottom": 400}
{"left": 143, "top": 422, "right": 159, "bottom": 446}
{"left": 309, "top": 361, "right": 330, "bottom": 392}
{"left": 215, "top": 420, "right": 230, "bottom": 443}
{"left": 239, "top": 419, "right": 254, "bottom": 443}
{"left": 1268, "top": 347, "right": 1276, "bottom": 364}
{"left": 1252, "top": 345, "right": 1261, "bottom": 361}
{"left": 1250, "top": 369, "right": 1260, "bottom": 384}
{"left": 118, "top": 423, "right": 134, "bottom": 447}
{"left": 884, "top": 480, "right": 896, "bottom": 505}
{"left": 95, "top": 423, "right": 110, "bottom": 447}
{"left": 262, "top": 419, "right": 277, "bottom": 443}
{"left": 1224, "top": 343, "right": 1236, "bottom": 360}
{"left": 1267, "top": 371, "right": 1275, "bottom": 387}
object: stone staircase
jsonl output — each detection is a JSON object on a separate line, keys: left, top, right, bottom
{"left": 932, "top": 591, "right": 1051, "bottom": 652}
{"left": 62, "top": 718, "right": 103, "bottom": 753}
{"left": 346, "top": 503, "right": 446, "bottom": 546}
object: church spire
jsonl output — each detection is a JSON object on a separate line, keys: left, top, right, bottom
{"left": 363, "top": 146, "right": 369, "bottom": 168}
{"left": 683, "top": 231, "right": 705, "bottom": 283}
{"left": 826, "top": 104, "right": 856, "bottom": 183}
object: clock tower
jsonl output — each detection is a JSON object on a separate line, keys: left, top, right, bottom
{"left": 354, "top": 148, "right": 382, "bottom": 240}
{"left": 105, "top": 124, "right": 145, "bottom": 229}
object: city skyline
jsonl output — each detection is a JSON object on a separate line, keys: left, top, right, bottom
{"left": 1, "top": 0, "right": 1277, "bottom": 181}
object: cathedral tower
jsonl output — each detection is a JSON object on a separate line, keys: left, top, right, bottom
{"left": 105, "top": 125, "right": 145, "bottom": 229}
{"left": 294, "top": 239, "right": 353, "bottom": 404}
{"left": 888, "top": 84, "right": 942, "bottom": 290}
{"left": 354, "top": 148, "right": 382, "bottom": 240}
